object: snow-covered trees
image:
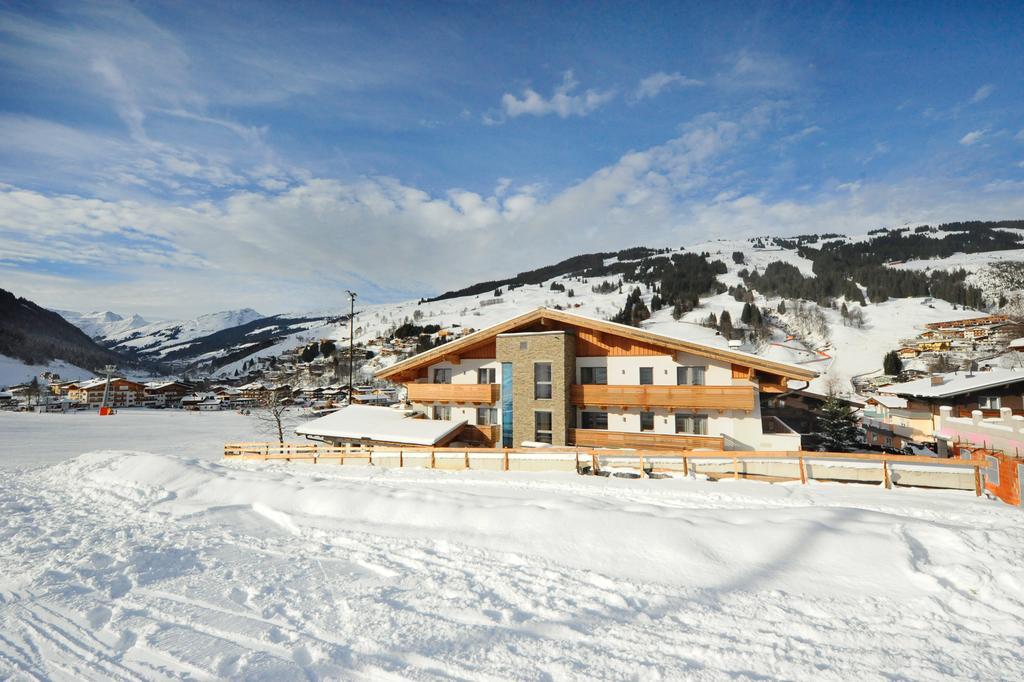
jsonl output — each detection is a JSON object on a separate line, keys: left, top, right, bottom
{"left": 611, "top": 287, "right": 651, "bottom": 327}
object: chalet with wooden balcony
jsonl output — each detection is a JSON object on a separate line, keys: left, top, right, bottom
{"left": 874, "top": 367, "right": 1024, "bottom": 450}
{"left": 375, "top": 307, "right": 818, "bottom": 451}
{"left": 66, "top": 377, "right": 147, "bottom": 408}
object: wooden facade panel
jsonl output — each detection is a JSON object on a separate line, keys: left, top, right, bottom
{"left": 571, "top": 429, "right": 724, "bottom": 451}
{"left": 570, "top": 384, "right": 756, "bottom": 411}
{"left": 407, "top": 383, "right": 499, "bottom": 403}
{"left": 459, "top": 424, "right": 499, "bottom": 446}
{"left": 732, "top": 363, "right": 753, "bottom": 379}
{"left": 575, "top": 327, "right": 666, "bottom": 357}
{"left": 460, "top": 339, "right": 497, "bottom": 359}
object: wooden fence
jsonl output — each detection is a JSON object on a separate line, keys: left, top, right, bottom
{"left": 224, "top": 442, "right": 992, "bottom": 496}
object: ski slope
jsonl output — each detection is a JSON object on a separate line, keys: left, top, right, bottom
{"left": 1, "top": 445, "right": 1022, "bottom": 680}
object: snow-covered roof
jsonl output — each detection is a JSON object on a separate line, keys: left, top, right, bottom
{"left": 1009, "top": 338, "right": 1024, "bottom": 349}
{"left": 879, "top": 368, "right": 1024, "bottom": 398}
{"left": 77, "top": 378, "right": 115, "bottom": 390}
{"left": 296, "top": 405, "right": 467, "bottom": 446}
{"left": 867, "top": 394, "right": 908, "bottom": 409}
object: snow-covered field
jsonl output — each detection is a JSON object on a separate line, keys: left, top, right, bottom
{"left": 2, "top": 414, "right": 1024, "bottom": 679}
{"left": 0, "top": 354, "right": 95, "bottom": 387}
{"left": 0, "top": 410, "right": 260, "bottom": 470}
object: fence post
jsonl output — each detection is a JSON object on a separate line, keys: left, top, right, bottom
{"left": 639, "top": 451, "right": 645, "bottom": 475}
{"left": 464, "top": 450, "right": 470, "bottom": 470}
{"left": 591, "top": 453, "right": 599, "bottom": 475}
{"left": 883, "top": 460, "right": 891, "bottom": 489}
{"left": 733, "top": 456, "right": 739, "bottom": 480}
{"left": 368, "top": 447, "right": 373, "bottom": 466}
{"left": 974, "top": 464, "right": 982, "bottom": 497}
{"left": 399, "top": 450, "right": 404, "bottom": 468}
{"left": 683, "top": 456, "right": 689, "bottom": 476}
{"left": 799, "top": 456, "right": 807, "bottom": 485}
{"left": 503, "top": 449, "right": 509, "bottom": 471}
{"left": 431, "top": 449, "right": 436, "bottom": 469}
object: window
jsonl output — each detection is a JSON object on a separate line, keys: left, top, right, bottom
{"left": 432, "top": 405, "right": 451, "bottom": 420}
{"left": 534, "top": 411, "right": 553, "bottom": 443}
{"left": 639, "top": 367, "right": 654, "bottom": 385}
{"left": 433, "top": 368, "right": 451, "bottom": 384}
{"left": 677, "top": 366, "right": 706, "bottom": 386}
{"left": 979, "top": 395, "right": 1001, "bottom": 410}
{"left": 674, "top": 413, "right": 708, "bottom": 435}
{"left": 477, "top": 407, "right": 498, "bottom": 426}
{"left": 985, "top": 455, "right": 1000, "bottom": 486}
{"left": 477, "top": 367, "right": 496, "bottom": 384}
{"left": 534, "top": 362, "right": 553, "bottom": 399}
{"left": 580, "top": 366, "right": 607, "bottom": 384}
{"left": 580, "top": 411, "right": 608, "bottom": 430}
{"left": 640, "top": 411, "right": 655, "bottom": 432}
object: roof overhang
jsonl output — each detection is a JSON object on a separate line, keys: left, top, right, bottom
{"left": 376, "top": 307, "right": 818, "bottom": 382}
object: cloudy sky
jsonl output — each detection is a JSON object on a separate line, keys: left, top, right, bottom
{"left": 2, "top": 1, "right": 1023, "bottom": 318}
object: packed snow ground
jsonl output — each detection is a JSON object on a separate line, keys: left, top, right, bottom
{"left": 2, "top": 414, "right": 1024, "bottom": 679}
{"left": 0, "top": 410, "right": 265, "bottom": 470}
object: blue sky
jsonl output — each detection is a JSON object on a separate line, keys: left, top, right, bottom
{"left": 1, "top": 1, "right": 1023, "bottom": 317}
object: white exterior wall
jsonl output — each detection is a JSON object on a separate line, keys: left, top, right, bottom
{"left": 575, "top": 352, "right": 733, "bottom": 386}
{"left": 417, "top": 359, "right": 501, "bottom": 427}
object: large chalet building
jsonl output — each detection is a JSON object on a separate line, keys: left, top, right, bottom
{"left": 373, "top": 307, "right": 818, "bottom": 451}
{"left": 66, "top": 377, "right": 147, "bottom": 408}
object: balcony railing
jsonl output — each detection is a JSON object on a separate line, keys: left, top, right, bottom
{"left": 459, "top": 424, "right": 500, "bottom": 445}
{"left": 570, "top": 384, "right": 755, "bottom": 411}
{"left": 406, "top": 383, "right": 499, "bottom": 404}
{"left": 570, "top": 428, "right": 725, "bottom": 451}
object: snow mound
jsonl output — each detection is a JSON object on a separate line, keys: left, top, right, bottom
{"left": 2, "top": 449, "right": 1023, "bottom": 679}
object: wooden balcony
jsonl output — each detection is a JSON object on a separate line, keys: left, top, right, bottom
{"left": 571, "top": 429, "right": 724, "bottom": 451}
{"left": 458, "top": 424, "right": 500, "bottom": 445}
{"left": 570, "top": 384, "right": 756, "bottom": 412}
{"left": 406, "top": 383, "right": 499, "bottom": 404}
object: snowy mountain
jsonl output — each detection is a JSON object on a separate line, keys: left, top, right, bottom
{"left": 55, "top": 310, "right": 150, "bottom": 340}
{"left": 210, "top": 227, "right": 1021, "bottom": 394}
{"left": 29, "top": 220, "right": 1024, "bottom": 389}
{"left": 0, "top": 288, "right": 126, "bottom": 383}
{"left": 100, "top": 308, "right": 266, "bottom": 361}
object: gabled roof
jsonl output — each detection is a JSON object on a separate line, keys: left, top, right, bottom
{"left": 296, "top": 405, "right": 467, "bottom": 446}
{"left": 879, "top": 368, "right": 1024, "bottom": 399}
{"left": 377, "top": 307, "right": 818, "bottom": 381}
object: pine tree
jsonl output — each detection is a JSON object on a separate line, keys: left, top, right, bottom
{"left": 740, "top": 302, "right": 752, "bottom": 324}
{"left": 883, "top": 350, "right": 903, "bottom": 376}
{"left": 750, "top": 306, "right": 763, "bottom": 327}
{"left": 777, "top": 300, "right": 786, "bottom": 315}
{"left": 817, "top": 393, "right": 860, "bottom": 452}
{"left": 718, "top": 310, "right": 733, "bottom": 339}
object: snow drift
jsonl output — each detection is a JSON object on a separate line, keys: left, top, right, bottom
{"left": 3, "top": 450, "right": 1024, "bottom": 679}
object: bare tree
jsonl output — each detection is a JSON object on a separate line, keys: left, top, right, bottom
{"left": 253, "top": 388, "right": 290, "bottom": 443}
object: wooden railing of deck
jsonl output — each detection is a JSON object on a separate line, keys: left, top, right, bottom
{"left": 570, "top": 384, "right": 756, "bottom": 411}
{"left": 571, "top": 429, "right": 725, "bottom": 450}
{"left": 406, "top": 383, "right": 499, "bottom": 404}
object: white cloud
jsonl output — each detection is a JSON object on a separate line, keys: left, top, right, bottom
{"left": 715, "top": 51, "right": 800, "bottom": 90}
{"left": 6, "top": 104, "right": 1024, "bottom": 318}
{"left": 959, "top": 130, "right": 985, "bottom": 146}
{"left": 499, "top": 71, "right": 615, "bottom": 120}
{"left": 632, "top": 71, "right": 703, "bottom": 101}
{"left": 971, "top": 84, "right": 995, "bottom": 103}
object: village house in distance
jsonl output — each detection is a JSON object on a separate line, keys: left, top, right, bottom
{"left": 301, "top": 307, "right": 818, "bottom": 451}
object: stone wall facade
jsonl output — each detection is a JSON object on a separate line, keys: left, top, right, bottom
{"left": 495, "top": 331, "right": 576, "bottom": 446}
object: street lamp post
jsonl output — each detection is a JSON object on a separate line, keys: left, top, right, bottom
{"left": 345, "top": 290, "right": 357, "bottom": 402}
